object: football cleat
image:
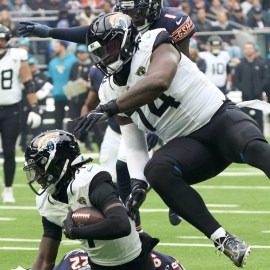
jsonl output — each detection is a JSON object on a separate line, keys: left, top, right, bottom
{"left": 2, "top": 187, "right": 15, "bottom": 203}
{"left": 215, "top": 232, "right": 251, "bottom": 268}
{"left": 168, "top": 209, "right": 182, "bottom": 226}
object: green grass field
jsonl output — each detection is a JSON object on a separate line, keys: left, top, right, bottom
{"left": 1, "top": 157, "right": 270, "bottom": 270}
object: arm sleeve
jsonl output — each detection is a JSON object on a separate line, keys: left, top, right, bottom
{"left": 42, "top": 216, "right": 62, "bottom": 241}
{"left": 50, "top": 25, "right": 89, "bottom": 44}
{"left": 71, "top": 172, "right": 131, "bottom": 240}
{"left": 120, "top": 123, "right": 149, "bottom": 183}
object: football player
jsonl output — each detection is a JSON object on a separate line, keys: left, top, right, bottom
{"left": 53, "top": 249, "right": 185, "bottom": 270}
{"left": 23, "top": 130, "right": 158, "bottom": 270}
{"left": 18, "top": 0, "right": 195, "bottom": 227}
{"left": 0, "top": 25, "right": 41, "bottom": 203}
{"left": 14, "top": 248, "right": 185, "bottom": 270}
{"left": 199, "top": 35, "right": 232, "bottom": 95}
{"left": 71, "top": 13, "right": 270, "bottom": 268}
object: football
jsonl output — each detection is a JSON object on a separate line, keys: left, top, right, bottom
{"left": 72, "top": 207, "right": 105, "bottom": 226}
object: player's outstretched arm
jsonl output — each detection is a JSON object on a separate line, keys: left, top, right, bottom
{"left": 19, "top": 22, "right": 88, "bottom": 44}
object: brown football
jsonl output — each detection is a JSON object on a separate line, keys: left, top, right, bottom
{"left": 72, "top": 207, "right": 105, "bottom": 226}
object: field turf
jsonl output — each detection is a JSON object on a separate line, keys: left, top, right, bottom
{"left": 1, "top": 157, "right": 270, "bottom": 269}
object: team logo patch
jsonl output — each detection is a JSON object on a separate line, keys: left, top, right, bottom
{"left": 78, "top": 197, "right": 87, "bottom": 205}
{"left": 136, "top": 66, "right": 146, "bottom": 76}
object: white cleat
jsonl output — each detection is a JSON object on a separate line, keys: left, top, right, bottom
{"left": 2, "top": 187, "right": 15, "bottom": 203}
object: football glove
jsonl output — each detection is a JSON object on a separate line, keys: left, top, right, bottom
{"left": 125, "top": 179, "right": 148, "bottom": 220}
{"left": 27, "top": 105, "right": 41, "bottom": 129}
{"left": 72, "top": 100, "right": 119, "bottom": 139}
{"left": 19, "top": 21, "right": 52, "bottom": 38}
{"left": 147, "top": 133, "right": 159, "bottom": 151}
{"left": 63, "top": 207, "right": 77, "bottom": 239}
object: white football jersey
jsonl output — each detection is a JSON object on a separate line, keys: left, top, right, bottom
{"left": 37, "top": 163, "right": 141, "bottom": 267}
{"left": 199, "top": 50, "right": 231, "bottom": 88}
{"left": 0, "top": 48, "right": 28, "bottom": 105}
{"left": 99, "top": 29, "right": 226, "bottom": 143}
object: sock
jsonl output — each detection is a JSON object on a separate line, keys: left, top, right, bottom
{"left": 210, "top": 227, "right": 226, "bottom": 242}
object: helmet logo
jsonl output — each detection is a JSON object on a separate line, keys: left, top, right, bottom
{"left": 77, "top": 197, "right": 87, "bottom": 205}
{"left": 136, "top": 66, "right": 146, "bottom": 76}
{"left": 109, "top": 14, "right": 128, "bottom": 29}
{"left": 37, "top": 133, "right": 59, "bottom": 150}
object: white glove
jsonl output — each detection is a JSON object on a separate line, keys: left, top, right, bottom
{"left": 27, "top": 111, "right": 41, "bottom": 129}
{"left": 11, "top": 266, "right": 28, "bottom": 270}
{"left": 35, "top": 82, "right": 53, "bottom": 100}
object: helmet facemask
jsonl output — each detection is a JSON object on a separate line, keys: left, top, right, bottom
{"left": 24, "top": 130, "right": 81, "bottom": 196}
{"left": 87, "top": 13, "right": 139, "bottom": 77}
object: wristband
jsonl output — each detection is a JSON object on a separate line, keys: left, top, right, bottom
{"left": 99, "top": 99, "right": 120, "bottom": 117}
{"left": 30, "top": 104, "right": 39, "bottom": 114}
{"left": 23, "top": 80, "right": 35, "bottom": 94}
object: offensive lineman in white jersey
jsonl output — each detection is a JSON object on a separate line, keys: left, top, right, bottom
{"left": 72, "top": 12, "right": 270, "bottom": 268}
{"left": 23, "top": 130, "right": 158, "bottom": 270}
{"left": 0, "top": 25, "right": 41, "bottom": 203}
{"left": 199, "top": 35, "right": 232, "bottom": 95}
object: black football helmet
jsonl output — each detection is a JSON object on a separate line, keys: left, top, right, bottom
{"left": 115, "top": 0, "right": 162, "bottom": 33}
{"left": 23, "top": 130, "right": 88, "bottom": 196}
{"left": 0, "top": 24, "right": 11, "bottom": 55}
{"left": 87, "top": 12, "right": 138, "bottom": 76}
{"left": 0, "top": 24, "right": 11, "bottom": 41}
{"left": 207, "top": 35, "right": 223, "bottom": 55}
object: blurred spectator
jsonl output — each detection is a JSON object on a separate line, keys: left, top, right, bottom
{"left": 192, "top": 7, "right": 213, "bottom": 50}
{"left": 48, "top": 41, "right": 77, "bottom": 130}
{"left": 211, "top": 11, "right": 242, "bottom": 58}
{"left": 200, "top": 35, "right": 232, "bottom": 95}
{"left": 55, "top": 9, "right": 79, "bottom": 28}
{"left": 0, "top": 10, "right": 16, "bottom": 36}
{"left": 0, "top": 0, "right": 13, "bottom": 10}
{"left": 189, "top": 38, "right": 206, "bottom": 73}
{"left": 208, "top": 0, "right": 228, "bottom": 17}
{"left": 27, "top": 0, "right": 46, "bottom": 10}
{"left": 100, "top": 0, "right": 113, "bottom": 14}
{"left": 229, "top": 6, "right": 248, "bottom": 27}
{"left": 20, "top": 57, "right": 53, "bottom": 151}
{"left": 66, "top": 44, "right": 93, "bottom": 149}
{"left": 247, "top": 6, "right": 270, "bottom": 28}
{"left": 262, "top": 0, "right": 270, "bottom": 11}
{"left": 233, "top": 41, "right": 270, "bottom": 132}
{"left": 247, "top": 0, "right": 270, "bottom": 23}
{"left": 180, "top": 1, "right": 193, "bottom": 17}
{"left": 11, "top": 0, "right": 32, "bottom": 15}
{"left": 42, "top": 0, "right": 65, "bottom": 10}
{"left": 77, "top": 4, "right": 97, "bottom": 25}
{"left": 65, "top": 0, "right": 81, "bottom": 9}
{"left": 241, "top": 0, "right": 253, "bottom": 16}
{"left": 189, "top": 0, "right": 206, "bottom": 12}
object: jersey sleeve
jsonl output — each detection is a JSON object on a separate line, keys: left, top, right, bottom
{"left": 16, "top": 48, "right": 28, "bottom": 61}
{"left": 171, "top": 15, "right": 196, "bottom": 44}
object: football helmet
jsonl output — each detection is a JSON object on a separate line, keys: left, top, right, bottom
{"left": 24, "top": 130, "right": 82, "bottom": 196}
{"left": 0, "top": 24, "right": 11, "bottom": 55}
{"left": 207, "top": 35, "right": 223, "bottom": 55}
{"left": 115, "top": 0, "right": 162, "bottom": 33}
{"left": 87, "top": 12, "right": 138, "bottom": 76}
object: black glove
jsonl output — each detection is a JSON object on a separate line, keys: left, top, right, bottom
{"left": 72, "top": 100, "right": 119, "bottom": 139}
{"left": 146, "top": 133, "right": 159, "bottom": 151}
{"left": 125, "top": 179, "right": 148, "bottom": 220}
{"left": 63, "top": 207, "right": 77, "bottom": 239}
{"left": 18, "top": 21, "right": 52, "bottom": 38}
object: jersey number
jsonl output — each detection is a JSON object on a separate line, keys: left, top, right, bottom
{"left": 211, "top": 63, "right": 225, "bottom": 75}
{"left": 70, "top": 256, "right": 89, "bottom": 270}
{"left": 1, "top": 69, "right": 13, "bottom": 90}
{"left": 128, "top": 93, "right": 180, "bottom": 131}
